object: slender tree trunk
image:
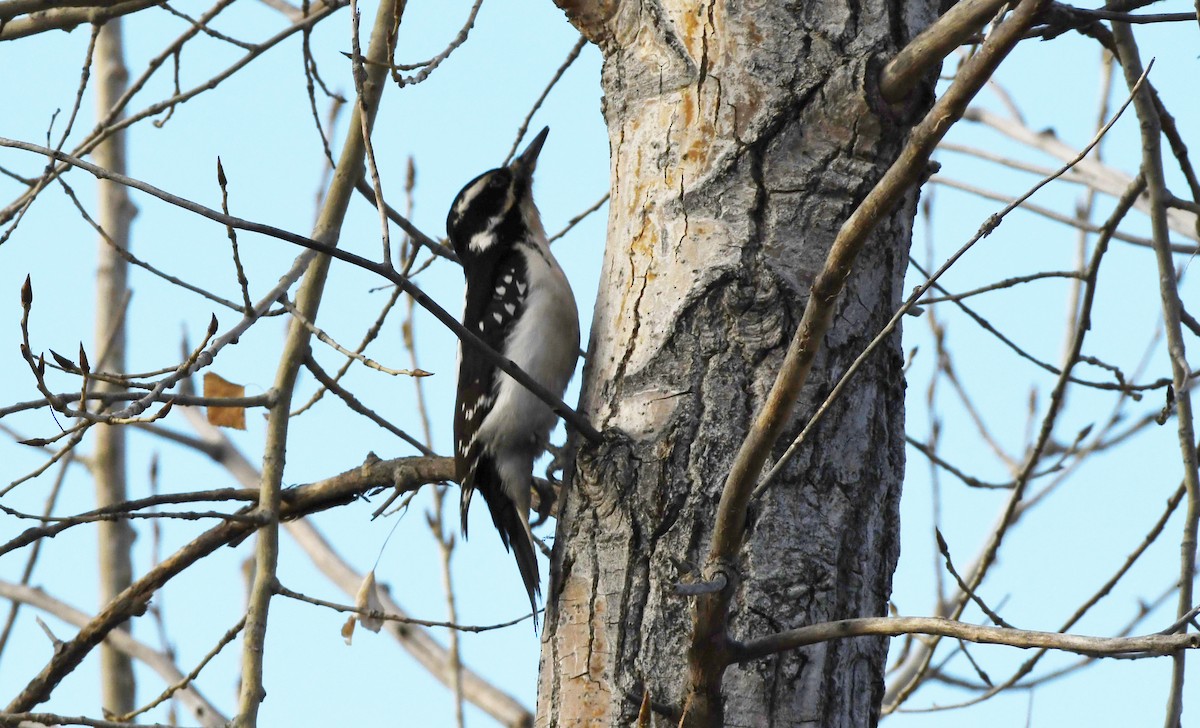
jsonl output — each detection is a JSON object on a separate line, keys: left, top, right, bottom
{"left": 539, "top": 1, "right": 935, "bottom": 725}
{"left": 93, "top": 17, "right": 137, "bottom": 717}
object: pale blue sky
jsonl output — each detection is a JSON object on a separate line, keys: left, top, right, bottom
{"left": 1, "top": 1, "right": 1198, "bottom": 726}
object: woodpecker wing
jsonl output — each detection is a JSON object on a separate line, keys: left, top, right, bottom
{"left": 455, "top": 249, "right": 528, "bottom": 537}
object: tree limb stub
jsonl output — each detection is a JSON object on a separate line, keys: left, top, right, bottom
{"left": 880, "top": 0, "right": 1012, "bottom": 102}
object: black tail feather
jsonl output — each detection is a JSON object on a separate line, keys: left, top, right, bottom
{"left": 509, "top": 523, "right": 542, "bottom": 626}
{"left": 461, "top": 454, "right": 541, "bottom": 625}
{"left": 459, "top": 481, "right": 474, "bottom": 538}
{"left": 483, "top": 485, "right": 541, "bottom": 625}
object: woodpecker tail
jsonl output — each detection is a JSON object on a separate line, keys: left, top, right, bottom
{"left": 483, "top": 487, "right": 540, "bottom": 626}
{"left": 461, "top": 453, "right": 541, "bottom": 625}
{"left": 508, "top": 516, "right": 542, "bottom": 627}
{"left": 459, "top": 480, "right": 475, "bottom": 538}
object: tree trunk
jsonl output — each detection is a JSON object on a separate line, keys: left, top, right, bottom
{"left": 93, "top": 17, "right": 137, "bottom": 717}
{"left": 539, "top": 1, "right": 935, "bottom": 725}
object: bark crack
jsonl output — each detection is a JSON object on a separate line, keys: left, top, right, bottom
{"left": 582, "top": 504, "right": 602, "bottom": 684}
{"left": 610, "top": 248, "right": 649, "bottom": 406}
{"left": 663, "top": 114, "right": 676, "bottom": 183}
{"left": 678, "top": 175, "right": 689, "bottom": 253}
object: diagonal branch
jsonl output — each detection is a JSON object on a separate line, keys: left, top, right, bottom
{"left": 176, "top": 407, "right": 533, "bottom": 728}
{"left": 0, "top": 580, "right": 228, "bottom": 727}
{"left": 0, "top": 137, "right": 599, "bottom": 443}
{"left": 5, "top": 454, "right": 452, "bottom": 713}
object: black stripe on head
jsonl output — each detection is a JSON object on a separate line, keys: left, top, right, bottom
{"left": 447, "top": 168, "right": 515, "bottom": 260}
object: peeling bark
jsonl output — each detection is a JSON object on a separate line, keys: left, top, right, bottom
{"left": 540, "top": 1, "right": 935, "bottom": 725}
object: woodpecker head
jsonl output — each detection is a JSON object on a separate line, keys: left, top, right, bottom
{"left": 447, "top": 127, "right": 549, "bottom": 263}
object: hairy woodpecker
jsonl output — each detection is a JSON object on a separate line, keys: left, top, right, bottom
{"left": 447, "top": 127, "right": 579, "bottom": 618}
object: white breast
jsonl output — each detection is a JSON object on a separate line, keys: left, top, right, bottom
{"left": 475, "top": 236, "right": 579, "bottom": 471}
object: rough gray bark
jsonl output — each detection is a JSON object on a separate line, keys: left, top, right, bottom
{"left": 538, "top": 1, "right": 935, "bottom": 725}
{"left": 92, "top": 17, "right": 137, "bottom": 716}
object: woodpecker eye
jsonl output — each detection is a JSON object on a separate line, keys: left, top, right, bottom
{"left": 447, "top": 168, "right": 518, "bottom": 258}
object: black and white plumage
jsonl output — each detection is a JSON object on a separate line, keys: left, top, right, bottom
{"left": 447, "top": 127, "right": 579, "bottom": 619}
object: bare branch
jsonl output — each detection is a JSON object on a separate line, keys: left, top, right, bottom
{"left": 503, "top": 35, "right": 587, "bottom": 166}
{"left": 733, "top": 616, "right": 1200, "bottom": 665}
{"left": 0, "top": 0, "right": 347, "bottom": 227}
{"left": 0, "top": 455, "right": 70, "bottom": 663}
{"left": 1109, "top": 21, "right": 1200, "bottom": 727}
{"left": 0, "top": 137, "right": 600, "bottom": 442}
{"left": 962, "top": 106, "right": 1200, "bottom": 241}
{"left": 0, "top": 581, "right": 227, "bottom": 726}
{"left": 234, "top": 0, "right": 404, "bottom": 721}
{"left": 886, "top": 170, "right": 1149, "bottom": 713}
{"left": 290, "top": 285, "right": 403, "bottom": 416}
{"left": 930, "top": 174, "right": 1197, "bottom": 252}
{"left": 548, "top": 192, "right": 609, "bottom": 244}
{"left": 0, "top": 0, "right": 161, "bottom": 41}
{"left": 0, "top": 712, "right": 186, "bottom": 727}
{"left": 5, "top": 455, "right": 454, "bottom": 713}
{"left": 390, "top": 0, "right": 483, "bottom": 86}
{"left": 281, "top": 299, "right": 430, "bottom": 377}
{"left": 273, "top": 582, "right": 531, "bottom": 632}
{"left": 753, "top": 59, "right": 1152, "bottom": 502}
{"left": 302, "top": 352, "right": 434, "bottom": 455}
{"left": 171, "top": 407, "right": 533, "bottom": 727}
{"left": 116, "top": 617, "right": 244, "bottom": 724}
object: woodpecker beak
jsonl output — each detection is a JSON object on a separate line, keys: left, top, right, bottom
{"left": 510, "top": 126, "right": 549, "bottom": 182}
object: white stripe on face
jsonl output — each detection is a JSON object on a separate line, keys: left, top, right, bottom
{"left": 454, "top": 176, "right": 491, "bottom": 217}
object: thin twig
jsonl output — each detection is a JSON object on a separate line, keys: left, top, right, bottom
{"left": 753, "top": 59, "right": 1153, "bottom": 500}
{"left": 115, "top": 617, "right": 245, "bottom": 724}
{"left": 548, "top": 192, "right": 609, "bottom": 244}
{"left": 886, "top": 174, "right": 1149, "bottom": 712}
{"left": 0, "top": 454, "right": 70, "bottom": 663}
{"left": 290, "top": 285, "right": 403, "bottom": 416}
{"left": 273, "top": 583, "right": 531, "bottom": 632}
{"left": 503, "top": 35, "right": 587, "bottom": 165}
{"left": 916, "top": 270, "right": 1083, "bottom": 305}
{"left": 280, "top": 297, "right": 429, "bottom": 377}
{"left": 391, "top": 0, "right": 483, "bottom": 86}
{"left": 0, "top": 137, "right": 600, "bottom": 442}
{"left": 1109, "top": 22, "right": 1200, "bottom": 728}
{"left": 302, "top": 353, "right": 434, "bottom": 455}
{"left": 216, "top": 158, "right": 253, "bottom": 312}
